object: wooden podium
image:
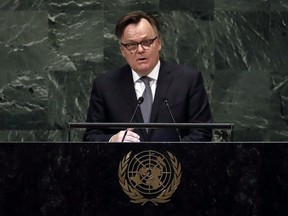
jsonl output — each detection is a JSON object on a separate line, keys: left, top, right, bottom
{"left": 1, "top": 141, "right": 288, "bottom": 216}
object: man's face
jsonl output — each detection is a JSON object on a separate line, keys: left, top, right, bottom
{"left": 120, "top": 18, "right": 161, "bottom": 76}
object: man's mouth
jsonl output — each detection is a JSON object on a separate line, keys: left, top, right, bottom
{"left": 137, "top": 58, "right": 147, "bottom": 62}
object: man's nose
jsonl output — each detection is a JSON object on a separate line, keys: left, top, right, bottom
{"left": 137, "top": 43, "right": 145, "bottom": 52}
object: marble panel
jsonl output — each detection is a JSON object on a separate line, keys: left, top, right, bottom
{"left": 0, "top": 11, "right": 53, "bottom": 130}
{"left": 214, "top": 11, "right": 271, "bottom": 71}
{"left": 46, "top": 10, "right": 104, "bottom": 132}
{"left": 159, "top": 11, "right": 214, "bottom": 85}
{"left": 212, "top": 9, "right": 288, "bottom": 141}
{"left": 215, "top": 0, "right": 270, "bottom": 11}
{"left": 270, "top": 70, "right": 288, "bottom": 140}
{"left": 159, "top": 0, "right": 214, "bottom": 11}
{"left": 270, "top": 0, "right": 288, "bottom": 10}
{"left": 0, "top": 0, "right": 47, "bottom": 10}
{"left": 212, "top": 69, "right": 273, "bottom": 141}
{"left": 103, "top": 0, "right": 158, "bottom": 11}
{"left": 103, "top": 10, "right": 128, "bottom": 71}
{"left": 0, "top": 11, "right": 50, "bottom": 86}
{"left": 48, "top": 10, "right": 103, "bottom": 63}
{"left": 47, "top": 69, "right": 99, "bottom": 130}
{"left": 48, "top": 0, "right": 102, "bottom": 10}
{"left": 269, "top": 11, "right": 288, "bottom": 70}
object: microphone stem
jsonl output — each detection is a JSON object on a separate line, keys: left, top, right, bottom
{"left": 164, "top": 100, "right": 182, "bottom": 141}
{"left": 121, "top": 129, "right": 128, "bottom": 142}
{"left": 121, "top": 97, "right": 144, "bottom": 142}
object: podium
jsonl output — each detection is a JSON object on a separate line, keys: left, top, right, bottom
{"left": 1, "top": 141, "right": 288, "bottom": 216}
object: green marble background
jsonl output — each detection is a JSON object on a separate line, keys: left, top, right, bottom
{"left": 0, "top": 0, "right": 287, "bottom": 141}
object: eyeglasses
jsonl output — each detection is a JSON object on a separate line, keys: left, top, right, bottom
{"left": 121, "top": 36, "right": 158, "bottom": 52}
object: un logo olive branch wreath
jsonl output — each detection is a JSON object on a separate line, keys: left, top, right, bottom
{"left": 118, "top": 151, "right": 182, "bottom": 206}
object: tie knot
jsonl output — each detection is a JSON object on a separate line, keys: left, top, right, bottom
{"left": 140, "top": 76, "right": 151, "bottom": 86}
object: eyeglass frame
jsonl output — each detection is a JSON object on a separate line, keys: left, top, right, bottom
{"left": 120, "top": 36, "right": 158, "bottom": 52}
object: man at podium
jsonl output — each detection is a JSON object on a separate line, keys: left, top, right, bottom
{"left": 83, "top": 11, "right": 212, "bottom": 142}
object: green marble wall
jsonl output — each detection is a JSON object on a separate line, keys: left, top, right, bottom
{"left": 0, "top": 0, "right": 287, "bottom": 141}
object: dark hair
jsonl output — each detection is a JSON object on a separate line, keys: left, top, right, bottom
{"left": 115, "top": 11, "right": 160, "bottom": 40}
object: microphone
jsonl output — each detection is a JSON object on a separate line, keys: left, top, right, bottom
{"left": 121, "top": 97, "right": 144, "bottom": 142}
{"left": 164, "top": 99, "right": 182, "bottom": 141}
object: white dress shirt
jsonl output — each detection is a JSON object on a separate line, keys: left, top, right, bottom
{"left": 132, "top": 60, "right": 160, "bottom": 101}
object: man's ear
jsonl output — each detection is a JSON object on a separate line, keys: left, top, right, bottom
{"left": 157, "top": 39, "right": 162, "bottom": 51}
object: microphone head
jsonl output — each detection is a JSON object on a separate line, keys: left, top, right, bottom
{"left": 138, "top": 97, "right": 144, "bottom": 104}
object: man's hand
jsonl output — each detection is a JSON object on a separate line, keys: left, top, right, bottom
{"left": 110, "top": 128, "right": 140, "bottom": 142}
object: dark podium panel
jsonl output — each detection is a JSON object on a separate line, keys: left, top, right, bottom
{"left": 1, "top": 142, "right": 288, "bottom": 216}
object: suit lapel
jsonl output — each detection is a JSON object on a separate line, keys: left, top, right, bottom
{"left": 118, "top": 65, "right": 142, "bottom": 122}
{"left": 150, "top": 61, "right": 173, "bottom": 123}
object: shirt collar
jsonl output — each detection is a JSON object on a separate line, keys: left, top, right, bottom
{"left": 132, "top": 60, "right": 160, "bottom": 82}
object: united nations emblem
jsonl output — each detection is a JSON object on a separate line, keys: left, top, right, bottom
{"left": 118, "top": 150, "right": 181, "bottom": 205}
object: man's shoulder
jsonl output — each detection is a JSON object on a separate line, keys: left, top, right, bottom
{"left": 160, "top": 60, "right": 199, "bottom": 75}
{"left": 94, "top": 64, "right": 131, "bottom": 81}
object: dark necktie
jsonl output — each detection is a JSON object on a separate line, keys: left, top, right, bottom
{"left": 140, "top": 76, "right": 152, "bottom": 123}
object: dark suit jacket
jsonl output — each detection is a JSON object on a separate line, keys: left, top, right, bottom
{"left": 83, "top": 60, "right": 212, "bottom": 142}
